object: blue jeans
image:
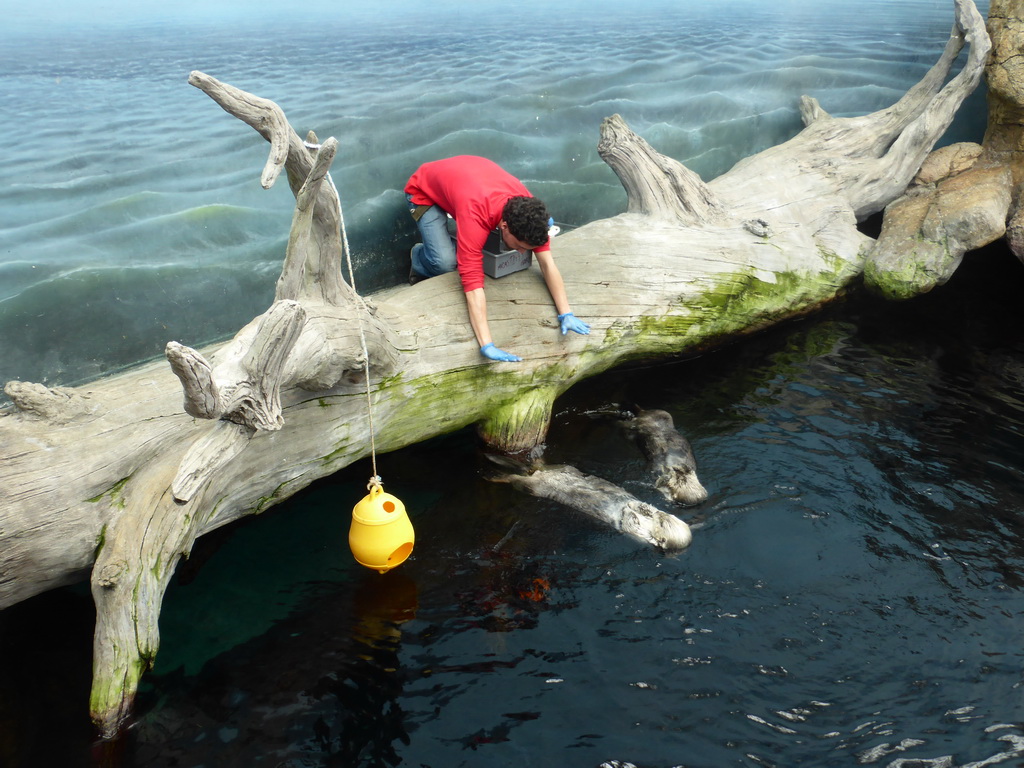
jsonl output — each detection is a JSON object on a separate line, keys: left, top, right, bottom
{"left": 408, "top": 194, "right": 457, "bottom": 278}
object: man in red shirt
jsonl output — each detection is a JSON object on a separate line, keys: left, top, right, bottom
{"left": 405, "top": 155, "right": 590, "bottom": 362}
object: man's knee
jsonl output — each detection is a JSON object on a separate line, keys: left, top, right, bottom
{"left": 422, "top": 240, "right": 456, "bottom": 274}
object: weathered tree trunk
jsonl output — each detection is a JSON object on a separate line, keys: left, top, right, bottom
{"left": 0, "top": 0, "right": 989, "bottom": 738}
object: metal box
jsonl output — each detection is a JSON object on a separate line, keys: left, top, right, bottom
{"left": 483, "top": 249, "right": 533, "bottom": 278}
{"left": 481, "top": 229, "right": 532, "bottom": 279}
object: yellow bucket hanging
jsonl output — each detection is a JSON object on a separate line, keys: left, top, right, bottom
{"left": 349, "top": 483, "right": 414, "bottom": 574}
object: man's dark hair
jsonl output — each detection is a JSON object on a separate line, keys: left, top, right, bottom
{"left": 502, "top": 196, "right": 550, "bottom": 247}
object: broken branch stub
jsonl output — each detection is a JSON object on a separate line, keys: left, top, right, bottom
{"left": 598, "top": 114, "right": 724, "bottom": 225}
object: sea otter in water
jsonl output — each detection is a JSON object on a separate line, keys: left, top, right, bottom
{"left": 618, "top": 408, "right": 708, "bottom": 506}
{"left": 484, "top": 406, "right": 705, "bottom": 551}
{"left": 490, "top": 462, "right": 693, "bottom": 551}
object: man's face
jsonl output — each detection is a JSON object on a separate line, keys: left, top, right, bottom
{"left": 499, "top": 221, "right": 537, "bottom": 254}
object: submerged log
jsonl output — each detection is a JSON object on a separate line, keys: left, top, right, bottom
{"left": 0, "top": 0, "right": 989, "bottom": 738}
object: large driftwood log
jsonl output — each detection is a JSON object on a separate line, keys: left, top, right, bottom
{"left": 0, "top": 0, "right": 989, "bottom": 738}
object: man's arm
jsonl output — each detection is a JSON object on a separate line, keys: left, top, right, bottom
{"left": 465, "top": 287, "right": 492, "bottom": 347}
{"left": 468, "top": 248, "right": 574, "bottom": 348}
{"left": 466, "top": 288, "right": 521, "bottom": 362}
{"left": 534, "top": 250, "right": 571, "bottom": 316}
{"left": 535, "top": 250, "right": 590, "bottom": 335}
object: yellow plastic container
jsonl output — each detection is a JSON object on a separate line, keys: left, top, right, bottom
{"left": 349, "top": 485, "right": 414, "bottom": 574}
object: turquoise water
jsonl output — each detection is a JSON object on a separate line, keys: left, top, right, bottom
{"left": 4, "top": 1, "right": 1022, "bottom": 767}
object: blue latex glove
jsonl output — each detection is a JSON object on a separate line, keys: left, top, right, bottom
{"left": 480, "top": 343, "right": 522, "bottom": 362}
{"left": 558, "top": 312, "right": 591, "bottom": 336}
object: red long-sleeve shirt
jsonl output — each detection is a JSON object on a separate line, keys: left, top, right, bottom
{"left": 405, "top": 155, "right": 550, "bottom": 292}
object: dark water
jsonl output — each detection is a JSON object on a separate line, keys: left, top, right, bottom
{"left": 3, "top": 240, "right": 1022, "bottom": 768}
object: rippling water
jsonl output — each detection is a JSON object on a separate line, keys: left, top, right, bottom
{"left": 4, "top": 1, "right": 1021, "bottom": 767}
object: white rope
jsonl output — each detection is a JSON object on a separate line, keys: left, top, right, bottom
{"left": 306, "top": 141, "right": 380, "bottom": 489}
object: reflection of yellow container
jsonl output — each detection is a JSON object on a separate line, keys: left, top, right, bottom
{"left": 349, "top": 485, "right": 414, "bottom": 574}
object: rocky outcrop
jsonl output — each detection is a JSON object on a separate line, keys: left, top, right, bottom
{"left": 865, "top": 0, "right": 1024, "bottom": 298}
{"left": 985, "top": 0, "right": 1024, "bottom": 256}
{"left": 865, "top": 145, "right": 1012, "bottom": 299}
